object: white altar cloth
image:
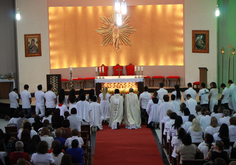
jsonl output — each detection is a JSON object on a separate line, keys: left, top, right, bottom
{"left": 0, "top": 79, "right": 15, "bottom": 88}
{"left": 95, "top": 76, "right": 144, "bottom": 83}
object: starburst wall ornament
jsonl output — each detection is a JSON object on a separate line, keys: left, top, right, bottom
{"left": 96, "top": 14, "right": 136, "bottom": 53}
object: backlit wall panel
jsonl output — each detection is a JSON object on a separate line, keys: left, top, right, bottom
{"left": 49, "top": 5, "right": 183, "bottom": 69}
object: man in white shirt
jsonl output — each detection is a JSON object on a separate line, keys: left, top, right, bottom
{"left": 170, "top": 95, "right": 180, "bottom": 113}
{"left": 20, "top": 84, "right": 32, "bottom": 118}
{"left": 9, "top": 88, "right": 19, "bottom": 117}
{"left": 198, "top": 83, "right": 209, "bottom": 109}
{"left": 35, "top": 84, "right": 45, "bottom": 117}
{"left": 200, "top": 111, "right": 211, "bottom": 131}
{"left": 158, "top": 95, "right": 175, "bottom": 123}
{"left": 183, "top": 83, "right": 197, "bottom": 100}
{"left": 228, "top": 80, "right": 236, "bottom": 112}
{"left": 67, "top": 108, "right": 83, "bottom": 131}
{"left": 139, "top": 86, "right": 151, "bottom": 124}
{"left": 185, "top": 94, "right": 197, "bottom": 116}
{"left": 157, "top": 83, "right": 168, "bottom": 103}
{"left": 65, "top": 129, "right": 84, "bottom": 148}
{"left": 219, "top": 109, "right": 230, "bottom": 126}
{"left": 220, "top": 83, "right": 229, "bottom": 110}
{"left": 44, "top": 84, "right": 56, "bottom": 109}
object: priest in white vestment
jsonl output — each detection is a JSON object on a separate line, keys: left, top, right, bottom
{"left": 76, "top": 93, "right": 90, "bottom": 122}
{"left": 109, "top": 89, "right": 124, "bottom": 129}
{"left": 228, "top": 80, "right": 236, "bottom": 112}
{"left": 185, "top": 94, "right": 197, "bottom": 116}
{"left": 124, "top": 88, "right": 141, "bottom": 129}
{"left": 158, "top": 95, "right": 175, "bottom": 124}
{"left": 89, "top": 96, "right": 104, "bottom": 130}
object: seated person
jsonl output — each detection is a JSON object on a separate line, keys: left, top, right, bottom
{"left": 60, "top": 119, "right": 73, "bottom": 139}
{"left": 54, "top": 128, "right": 66, "bottom": 146}
{"left": 200, "top": 111, "right": 211, "bottom": 132}
{"left": 205, "top": 116, "right": 220, "bottom": 135}
{"left": 10, "top": 141, "right": 30, "bottom": 165}
{"left": 65, "top": 129, "right": 84, "bottom": 148}
{"left": 42, "top": 109, "right": 53, "bottom": 124}
{"left": 28, "top": 111, "right": 36, "bottom": 124}
{"left": 181, "top": 114, "right": 195, "bottom": 132}
{"left": 32, "top": 115, "right": 43, "bottom": 132}
{"left": 66, "top": 140, "right": 84, "bottom": 165}
{"left": 67, "top": 108, "right": 83, "bottom": 131}
{"left": 219, "top": 109, "right": 230, "bottom": 126}
{"left": 38, "top": 119, "right": 54, "bottom": 138}
{"left": 198, "top": 133, "right": 214, "bottom": 158}
{"left": 8, "top": 110, "right": 20, "bottom": 124}
{"left": 187, "top": 118, "right": 203, "bottom": 143}
{"left": 40, "top": 127, "right": 54, "bottom": 150}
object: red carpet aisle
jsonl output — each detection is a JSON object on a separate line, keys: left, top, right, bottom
{"left": 94, "top": 125, "right": 164, "bottom": 165}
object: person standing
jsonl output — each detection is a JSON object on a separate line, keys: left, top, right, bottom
{"left": 172, "top": 85, "right": 182, "bottom": 105}
{"left": 158, "top": 95, "right": 175, "bottom": 122}
{"left": 124, "top": 88, "right": 141, "bottom": 129}
{"left": 109, "top": 89, "right": 123, "bottom": 130}
{"left": 9, "top": 88, "right": 19, "bottom": 116}
{"left": 157, "top": 83, "right": 168, "bottom": 103}
{"left": 139, "top": 86, "right": 151, "bottom": 124}
{"left": 20, "top": 84, "right": 32, "bottom": 118}
{"left": 228, "top": 80, "right": 236, "bottom": 112}
{"left": 35, "top": 84, "right": 45, "bottom": 117}
{"left": 170, "top": 95, "right": 180, "bottom": 113}
{"left": 184, "top": 83, "right": 197, "bottom": 100}
{"left": 209, "top": 82, "right": 219, "bottom": 112}
{"left": 99, "top": 87, "right": 111, "bottom": 122}
{"left": 220, "top": 83, "right": 230, "bottom": 109}
{"left": 44, "top": 84, "right": 57, "bottom": 110}
{"left": 198, "top": 83, "right": 210, "bottom": 109}
{"left": 76, "top": 93, "right": 89, "bottom": 122}
{"left": 185, "top": 94, "right": 197, "bottom": 116}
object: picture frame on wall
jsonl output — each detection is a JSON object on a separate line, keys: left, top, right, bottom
{"left": 24, "top": 34, "right": 41, "bottom": 57}
{"left": 192, "top": 30, "right": 209, "bottom": 53}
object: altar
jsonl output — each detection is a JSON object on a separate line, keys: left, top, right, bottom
{"left": 95, "top": 76, "right": 144, "bottom": 96}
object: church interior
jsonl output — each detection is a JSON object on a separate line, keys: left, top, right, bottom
{"left": 0, "top": 0, "right": 236, "bottom": 164}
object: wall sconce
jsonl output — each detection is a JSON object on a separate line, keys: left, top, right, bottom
{"left": 221, "top": 47, "right": 225, "bottom": 54}
{"left": 232, "top": 47, "right": 235, "bottom": 55}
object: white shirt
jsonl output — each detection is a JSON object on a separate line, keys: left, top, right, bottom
{"left": 221, "top": 87, "right": 230, "bottom": 104}
{"left": 0, "top": 152, "right": 7, "bottom": 165}
{"left": 182, "top": 116, "right": 189, "bottom": 123}
{"left": 31, "top": 153, "right": 54, "bottom": 165}
{"left": 17, "top": 129, "right": 38, "bottom": 140}
{"left": 157, "top": 88, "right": 168, "bottom": 103}
{"left": 171, "top": 91, "right": 182, "bottom": 105}
{"left": 184, "top": 87, "right": 197, "bottom": 100}
{"left": 170, "top": 100, "right": 180, "bottom": 113}
{"left": 219, "top": 116, "right": 230, "bottom": 126}
{"left": 187, "top": 127, "right": 203, "bottom": 143}
{"left": 65, "top": 136, "right": 84, "bottom": 148}
{"left": 158, "top": 102, "right": 175, "bottom": 122}
{"left": 198, "top": 142, "right": 210, "bottom": 159}
{"left": 212, "top": 113, "right": 223, "bottom": 124}
{"left": 28, "top": 117, "right": 35, "bottom": 124}
{"left": 50, "top": 152, "right": 64, "bottom": 165}
{"left": 229, "top": 125, "right": 236, "bottom": 142}
{"left": 44, "top": 91, "right": 56, "bottom": 108}
{"left": 198, "top": 88, "right": 209, "bottom": 104}
{"left": 171, "top": 136, "right": 183, "bottom": 158}
{"left": 20, "top": 90, "right": 31, "bottom": 109}
{"left": 210, "top": 88, "right": 219, "bottom": 102}
{"left": 200, "top": 115, "right": 211, "bottom": 131}
{"left": 9, "top": 91, "right": 19, "bottom": 108}
{"left": 213, "top": 132, "right": 222, "bottom": 142}
{"left": 40, "top": 135, "right": 54, "bottom": 150}
{"left": 161, "top": 116, "right": 170, "bottom": 124}
{"left": 164, "top": 119, "right": 175, "bottom": 135}
{"left": 181, "top": 121, "right": 192, "bottom": 131}
{"left": 99, "top": 93, "right": 111, "bottom": 101}
{"left": 56, "top": 104, "right": 69, "bottom": 117}
{"left": 205, "top": 126, "right": 220, "bottom": 135}
{"left": 67, "top": 114, "right": 83, "bottom": 131}
{"left": 76, "top": 100, "right": 90, "bottom": 122}
{"left": 57, "top": 96, "right": 67, "bottom": 106}
{"left": 185, "top": 98, "right": 197, "bottom": 115}
{"left": 42, "top": 115, "right": 52, "bottom": 123}
{"left": 139, "top": 91, "right": 151, "bottom": 109}
{"left": 8, "top": 117, "right": 20, "bottom": 124}
{"left": 35, "top": 90, "right": 45, "bottom": 105}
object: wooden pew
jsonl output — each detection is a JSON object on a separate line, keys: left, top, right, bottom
{"left": 182, "top": 159, "right": 206, "bottom": 165}
{"left": 161, "top": 123, "right": 166, "bottom": 148}
{"left": 81, "top": 131, "right": 89, "bottom": 165}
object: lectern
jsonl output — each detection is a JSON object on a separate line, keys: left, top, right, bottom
{"left": 199, "top": 67, "right": 208, "bottom": 87}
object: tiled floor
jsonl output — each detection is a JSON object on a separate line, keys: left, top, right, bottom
{"left": 0, "top": 119, "right": 10, "bottom": 132}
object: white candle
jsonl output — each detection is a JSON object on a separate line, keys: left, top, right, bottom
{"left": 102, "top": 66, "right": 104, "bottom": 73}
{"left": 138, "top": 66, "right": 140, "bottom": 71}
{"left": 135, "top": 66, "right": 136, "bottom": 72}
{"left": 95, "top": 67, "right": 98, "bottom": 73}
{"left": 99, "top": 67, "right": 101, "bottom": 73}
{"left": 70, "top": 65, "right": 72, "bottom": 72}
{"left": 141, "top": 66, "right": 143, "bottom": 71}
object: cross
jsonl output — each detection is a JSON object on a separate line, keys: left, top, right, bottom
{"left": 116, "top": 67, "right": 122, "bottom": 78}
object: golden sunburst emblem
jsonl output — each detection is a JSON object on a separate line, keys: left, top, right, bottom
{"left": 96, "top": 14, "right": 136, "bottom": 53}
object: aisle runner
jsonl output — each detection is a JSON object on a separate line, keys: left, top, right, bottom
{"left": 94, "top": 125, "right": 164, "bottom": 165}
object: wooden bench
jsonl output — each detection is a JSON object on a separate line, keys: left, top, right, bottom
{"left": 182, "top": 159, "right": 206, "bottom": 165}
{"left": 5, "top": 124, "right": 17, "bottom": 138}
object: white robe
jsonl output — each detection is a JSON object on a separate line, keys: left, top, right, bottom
{"left": 109, "top": 94, "right": 124, "bottom": 129}
{"left": 124, "top": 93, "right": 141, "bottom": 129}
{"left": 89, "top": 102, "right": 104, "bottom": 130}
{"left": 185, "top": 98, "right": 197, "bottom": 116}
{"left": 146, "top": 99, "right": 161, "bottom": 124}
{"left": 170, "top": 100, "right": 180, "bottom": 113}
{"left": 99, "top": 93, "right": 111, "bottom": 120}
{"left": 209, "top": 88, "right": 218, "bottom": 112}
{"left": 76, "top": 100, "right": 90, "bottom": 122}
{"left": 158, "top": 102, "right": 175, "bottom": 123}
{"left": 56, "top": 104, "right": 69, "bottom": 117}
{"left": 229, "top": 83, "right": 236, "bottom": 111}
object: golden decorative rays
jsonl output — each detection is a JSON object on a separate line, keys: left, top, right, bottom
{"left": 96, "top": 14, "right": 136, "bottom": 53}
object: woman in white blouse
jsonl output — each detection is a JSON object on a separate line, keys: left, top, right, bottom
{"left": 172, "top": 85, "right": 182, "bottom": 105}
{"left": 171, "top": 127, "right": 186, "bottom": 160}
{"left": 229, "top": 117, "right": 236, "bottom": 142}
{"left": 198, "top": 133, "right": 214, "bottom": 159}
{"left": 181, "top": 114, "right": 195, "bottom": 132}
{"left": 205, "top": 116, "right": 220, "bottom": 135}
{"left": 182, "top": 108, "right": 190, "bottom": 123}
{"left": 40, "top": 127, "right": 54, "bottom": 150}
{"left": 50, "top": 140, "right": 64, "bottom": 165}
{"left": 213, "top": 123, "right": 229, "bottom": 142}
{"left": 99, "top": 87, "right": 111, "bottom": 121}
{"left": 209, "top": 82, "right": 218, "bottom": 112}
{"left": 68, "top": 89, "right": 77, "bottom": 113}
{"left": 17, "top": 121, "right": 37, "bottom": 140}
{"left": 187, "top": 118, "right": 203, "bottom": 143}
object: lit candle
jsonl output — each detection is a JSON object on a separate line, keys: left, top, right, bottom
{"left": 95, "top": 67, "right": 98, "bottom": 73}
{"left": 102, "top": 66, "right": 104, "bottom": 73}
{"left": 138, "top": 66, "right": 140, "bottom": 71}
{"left": 141, "top": 66, "right": 143, "bottom": 71}
{"left": 135, "top": 66, "right": 136, "bottom": 72}
{"left": 70, "top": 66, "right": 72, "bottom": 72}
{"left": 99, "top": 67, "right": 101, "bottom": 73}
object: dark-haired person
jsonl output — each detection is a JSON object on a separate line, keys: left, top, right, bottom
{"left": 10, "top": 141, "right": 30, "bottom": 165}
{"left": 212, "top": 106, "right": 224, "bottom": 123}
{"left": 157, "top": 83, "right": 168, "bottom": 103}
{"left": 228, "top": 80, "right": 236, "bottom": 111}
{"left": 169, "top": 115, "right": 183, "bottom": 137}
{"left": 220, "top": 83, "right": 230, "bottom": 110}
{"left": 50, "top": 140, "right": 64, "bottom": 165}
{"left": 171, "top": 127, "right": 186, "bottom": 161}
{"left": 198, "top": 82, "right": 210, "bottom": 109}
{"left": 28, "top": 111, "right": 36, "bottom": 124}
{"left": 185, "top": 94, "right": 197, "bottom": 116}
{"left": 76, "top": 93, "right": 90, "bottom": 122}
{"left": 8, "top": 110, "right": 20, "bottom": 124}
{"left": 164, "top": 112, "right": 177, "bottom": 139}
{"left": 182, "top": 108, "right": 190, "bottom": 123}
{"left": 65, "top": 129, "right": 84, "bottom": 149}
{"left": 18, "top": 122, "right": 37, "bottom": 140}
{"left": 213, "top": 123, "right": 229, "bottom": 142}
{"left": 31, "top": 141, "right": 54, "bottom": 165}
{"left": 177, "top": 103, "right": 186, "bottom": 116}
{"left": 66, "top": 140, "right": 84, "bottom": 165}
{"left": 198, "top": 133, "right": 214, "bottom": 158}
{"left": 109, "top": 89, "right": 124, "bottom": 129}
{"left": 44, "top": 84, "right": 57, "bottom": 110}
{"left": 139, "top": 86, "right": 151, "bottom": 124}
{"left": 170, "top": 94, "right": 180, "bottom": 113}
{"left": 158, "top": 95, "right": 175, "bottom": 122}
{"left": 183, "top": 83, "right": 197, "bottom": 100}
{"left": 60, "top": 120, "right": 72, "bottom": 139}
{"left": 181, "top": 114, "right": 195, "bottom": 131}
{"left": 52, "top": 109, "right": 64, "bottom": 129}
{"left": 56, "top": 95, "right": 69, "bottom": 117}
{"left": 89, "top": 96, "right": 103, "bottom": 131}
{"left": 42, "top": 109, "right": 53, "bottom": 124}
{"left": 172, "top": 85, "right": 182, "bottom": 105}
{"left": 35, "top": 84, "right": 45, "bottom": 117}
{"left": 25, "top": 135, "right": 41, "bottom": 155}
{"left": 20, "top": 84, "right": 32, "bottom": 118}
{"left": 17, "top": 111, "right": 26, "bottom": 131}
{"left": 9, "top": 88, "right": 19, "bottom": 117}
{"left": 222, "top": 137, "right": 232, "bottom": 157}
{"left": 67, "top": 108, "right": 83, "bottom": 131}
{"left": 68, "top": 89, "right": 77, "bottom": 113}
{"left": 32, "top": 115, "right": 43, "bottom": 132}
{"left": 200, "top": 111, "right": 211, "bottom": 131}
{"left": 209, "top": 82, "right": 218, "bottom": 112}
{"left": 88, "top": 89, "right": 95, "bottom": 103}
{"left": 57, "top": 89, "right": 67, "bottom": 107}
{"left": 60, "top": 154, "right": 73, "bottom": 165}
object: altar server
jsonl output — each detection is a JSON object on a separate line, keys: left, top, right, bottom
{"left": 146, "top": 97, "right": 161, "bottom": 129}
{"left": 56, "top": 95, "right": 69, "bottom": 117}
{"left": 228, "top": 80, "right": 236, "bottom": 111}
{"left": 9, "top": 88, "right": 19, "bottom": 116}
{"left": 35, "top": 84, "right": 45, "bottom": 117}
{"left": 220, "top": 83, "right": 230, "bottom": 109}
{"left": 139, "top": 86, "right": 151, "bottom": 124}
{"left": 20, "top": 84, "right": 32, "bottom": 118}
{"left": 57, "top": 89, "right": 67, "bottom": 106}
{"left": 158, "top": 95, "right": 175, "bottom": 123}
{"left": 146, "top": 91, "right": 162, "bottom": 120}
{"left": 124, "top": 88, "right": 141, "bottom": 129}
{"left": 99, "top": 87, "right": 111, "bottom": 121}
{"left": 67, "top": 108, "right": 82, "bottom": 131}
{"left": 157, "top": 83, "right": 168, "bottom": 103}
{"left": 198, "top": 83, "right": 209, "bottom": 109}
{"left": 183, "top": 83, "right": 197, "bottom": 100}
{"left": 44, "top": 84, "right": 57, "bottom": 109}
{"left": 109, "top": 89, "right": 124, "bottom": 130}
{"left": 89, "top": 96, "right": 104, "bottom": 131}
{"left": 172, "top": 85, "right": 182, "bottom": 105}
{"left": 185, "top": 94, "right": 197, "bottom": 116}
{"left": 170, "top": 95, "right": 180, "bottom": 113}
{"left": 209, "top": 82, "right": 218, "bottom": 112}
{"left": 76, "top": 93, "right": 89, "bottom": 122}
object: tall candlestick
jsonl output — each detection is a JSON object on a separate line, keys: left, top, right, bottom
{"left": 141, "top": 66, "right": 143, "bottom": 71}
{"left": 70, "top": 65, "right": 72, "bottom": 72}
{"left": 102, "top": 66, "right": 104, "bottom": 73}
{"left": 138, "top": 66, "right": 140, "bottom": 72}
{"left": 95, "top": 67, "right": 98, "bottom": 73}
{"left": 99, "top": 67, "right": 101, "bottom": 73}
{"left": 135, "top": 66, "right": 136, "bottom": 72}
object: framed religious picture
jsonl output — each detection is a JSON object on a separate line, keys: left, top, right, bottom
{"left": 24, "top": 34, "right": 41, "bottom": 57}
{"left": 192, "top": 30, "right": 209, "bottom": 53}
